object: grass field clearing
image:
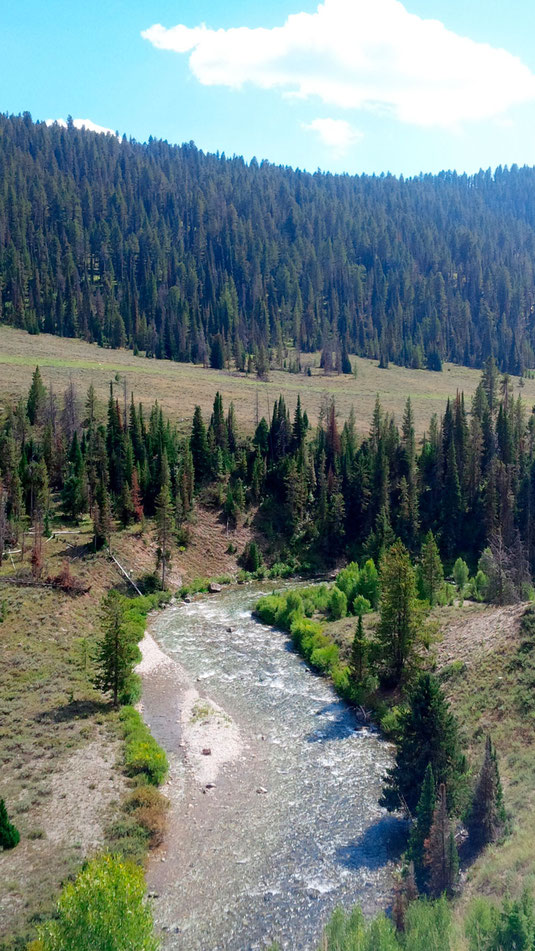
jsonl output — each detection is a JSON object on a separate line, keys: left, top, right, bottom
{"left": 1, "top": 327, "right": 531, "bottom": 436}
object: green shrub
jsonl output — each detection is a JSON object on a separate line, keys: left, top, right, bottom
{"left": 118, "top": 672, "right": 142, "bottom": 706}
{"left": 119, "top": 707, "right": 168, "bottom": 786}
{"left": 289, "top": 616, "right": 323, "bottom": 648}
{"left": 138, "top": 572, "right": 162, "bottom": 594}
{"left": 213, "top": 574, "right": 232, "bottom": 585}
{"left": 240, "top": 540, "right": 263, "bottom": 572}
{"left": 256, "top": 594, "right": 285, "bottom": 625}
{"left": 336, "top": 563, "right": 360, "bottom": 607}
{"left": 106, "top": 816, "right": 150, "bottom": 861}
{"left": 276, "top": 591, "right": 304, "bottom": 629}
{"left": 439, "top": 660, "right": 467, "bottom": 683}
{"left": 331, "top": 664, "right": 352, "bottom": 699}
{"left": 359, "top": 559, "right": 380, "bottom": 609}
{"left": 237, "top": 569, "right": 253, "bottom": 583}
{"left": 268, "top": 562, "right": 294, "bottom": 579}
{"left": 328, "top": 586, "right": 348, "bottom": 620}
{"left": 0, "top": 798, "right": 20, "bottom": 850}
{"left": 380, "top": 706, "right": 403, "bottom": 740}
{"left": 36, "top": 854, "right": 159, "bottom": 951}
{"left": 310, "top": 642, "right": 340, "bottom": 672}
{"left": 353, "top": 595, "right": 371, "bottom": 616}
{"left": 471, "top": 569, "right": 489, "bottom": 602}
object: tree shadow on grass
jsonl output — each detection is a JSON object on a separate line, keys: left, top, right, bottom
{"left": 36, "top": 698, "right": 111, "bottom": 723}
{"left": 335, "top": 815, "right": 408, "bottom": 871}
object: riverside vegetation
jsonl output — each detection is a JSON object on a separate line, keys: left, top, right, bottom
{"left": 1, "top": 357, "right": 535, "bottom": 949}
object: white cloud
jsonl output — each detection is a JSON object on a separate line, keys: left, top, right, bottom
{"left": 45, "top": 118, "right": 117, "bottom": 136}
{"left": 142, "top": 0, "right": 535, "bottom": 128}
{"left": 303, "top": 117, "right": 362, "bottom": 153}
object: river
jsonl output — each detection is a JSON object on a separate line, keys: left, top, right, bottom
{"left": 144, "top": 582, "right": 403, "bottom": 950}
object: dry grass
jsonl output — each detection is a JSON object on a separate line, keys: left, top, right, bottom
{"left": 0, "top": 536, "right": 127, "bottom": 947}
{"left": 2, "top": 326, "right": 533, "bottom": 437}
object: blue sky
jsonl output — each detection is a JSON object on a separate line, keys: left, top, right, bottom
{"left": 2, "top": 0, "right": 535, "bottom": 176}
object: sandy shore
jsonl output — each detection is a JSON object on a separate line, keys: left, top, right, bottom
{"left": 137, "top": 630, "right": 243, "bottom": 786}
{"left": 136, "top": 623, "right": 272, "bottom": 949}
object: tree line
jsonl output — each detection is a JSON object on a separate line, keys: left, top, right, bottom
{"left": 3, "top": 113, "right": 535, "bottom": 372}
{"left": 1, "top": 358, "right": 534, "bottom": 597}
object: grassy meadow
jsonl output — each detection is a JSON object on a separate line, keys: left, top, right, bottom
{"left": 2, "top": 326, "right": 532, "bottom": 437}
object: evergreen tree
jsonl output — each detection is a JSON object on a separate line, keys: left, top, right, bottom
{"left": 381, "top": 673, "right": 466, "bottom": 814}
{"left": 424, "top": 784, "right": 459, "bottom": 898}
{"left": 94, "top": 591, "right": 137, "bottom": 708}
{"left": 93, "top": 480, "right": 113, "bottom": 549}
{"left": 467, "top": 735, "right": 506, "bottom": 850}
{"left": 419, "top": 531, "right": 444, "bottom": 605}
{"left": 61, "top": 432, "right": 87, "bottom": 521}
{"left": 0, "top": 798, "right": 20, "bottom": 849}
{"left": 210, "top": 334, "right": 225, "bottom": 370}
{"left": 131, "top": 469, "right": 144, "bottom": 523}
{"left": 240, "top": 540, "right": 263, "bottom": 572}
{"left": 376, "top": 541, "right": 419, "bottom": 685}
{"left": 350, "top": 614, "right": 368, "bottom": 686}
{"left": 190, "top": 406, "right": 211, "bottom": 484}
{"left": 407, "top": 763, "right": 436, "bottom": 890}
{"left": 155, "top": 482, "right": 174, "bottom": 589}
{"left": 26, "top": 366, "right": 46, "bottom": 426}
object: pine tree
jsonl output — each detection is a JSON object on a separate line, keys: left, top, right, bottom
{"left": 467, "top": 735, "right": 506, "bottom": 850}
{"left": 131, "top": 468, "right": 144, "bottom": 522}
{"left": 27, "top": 366, "right": 47, "bottom": 426}
{"left": 210, "top": 391, "right": 228, "bottom": 451}
{"left": 350, "top": 614, "right": 368, "bottom": 686}
{"left": 292, "top": 395, "right": 306, "bottom": 450}
{"left": 93, "top": 480, "right": 113, "bottom": 549}
{"left": 442, "top": 438, "right": 463, "bottom": 559}
{"left": 155, "top": 482, "right": 174, "bottom": 589}
{"left": 210, "top": 334, "right": 225, "bottom": 370}
{"left": 392, "top": 862, "right": 418, "bottom": 932}
{"left": 424, "top": 784, "right": 459, "bottom": 897}
{"left": 381, "top": 673, "right": 466, "bottom": 814}
{"left": 94, "top": 591, "right": 137, "bottom": 708}
{"left": 376, "top": 541, "right": 419, "bottom": 686}
{"left": 119, "top": 481, "right": 135, "bottom": 527}
{"left": 61, "top": 432, "right": 87, "bottom": 521}
{"left": 407, "top": 763, "right": 436, "bottom": 889}
{"left": 419, "top": 531, "right": 444, "bottom": 605}
{"left": 190, "top": 406, "right": 211, "bottom": 484}
{"left": 0, "top": 487, "right": 7, "bottom": 568}
{"left": 0, "top": 798, "right": 20, "bottom": 850}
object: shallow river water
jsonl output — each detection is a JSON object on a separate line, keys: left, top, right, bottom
{"left": 150, "top": 583, "right": 404, "bottom": 950}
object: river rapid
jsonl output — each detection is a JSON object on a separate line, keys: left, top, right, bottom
{"left": 146, "top": 582, "right": 404, "bottom": 951}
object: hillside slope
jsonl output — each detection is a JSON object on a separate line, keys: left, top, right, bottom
{"left": 2, "top": 113, "right": 535, "bottom": 371}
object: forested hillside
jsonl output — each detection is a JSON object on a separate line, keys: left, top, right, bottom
{"left": 2, "top": 112, "right": 535, "bottom": 372}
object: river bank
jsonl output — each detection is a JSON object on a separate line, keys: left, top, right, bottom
{"left": 138, "top": 584, "right": 402, "bottom": 951}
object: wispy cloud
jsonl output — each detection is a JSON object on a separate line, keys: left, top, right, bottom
{"left": 142, "top": 0, "right": 535, "bottom": 128}
{"left": 303, "top": 117, "right": 362, "bottom": 154}
{"left": 45, "top": 118, "right": 117, "bottom": 136}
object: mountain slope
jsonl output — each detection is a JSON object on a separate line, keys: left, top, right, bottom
{"left": 2, "top": 112, "right": 535, "bottom": 372}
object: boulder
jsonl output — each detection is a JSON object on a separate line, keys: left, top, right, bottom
{"left": 209, "top": 582, "right": 222, "bottom": 593}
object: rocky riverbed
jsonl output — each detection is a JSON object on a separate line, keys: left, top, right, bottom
{"left": 139, "top": 583, "right": 404, "bottom": 951}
